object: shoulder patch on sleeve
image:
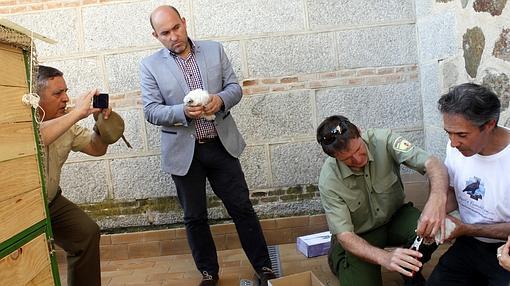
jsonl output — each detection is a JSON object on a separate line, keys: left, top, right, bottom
{"left": 393, "top": 136, "right": 414, "bottom": 153}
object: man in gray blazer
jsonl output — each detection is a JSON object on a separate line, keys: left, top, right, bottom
{"left": 140, "top": 5, "right": 276, "bottom": 286}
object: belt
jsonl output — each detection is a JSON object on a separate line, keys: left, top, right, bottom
{"left": 196, "top": 137, "right": 218, "bottom": 144}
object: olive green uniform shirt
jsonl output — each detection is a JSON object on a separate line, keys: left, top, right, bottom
{"left": 319, "top": 129, "right": 430, "bottom": 235}
{"left": 45, "top": 124, "right": 91, "bottom": 202}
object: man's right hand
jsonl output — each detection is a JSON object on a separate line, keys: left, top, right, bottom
{"left": 381, "top": 247, "right": 423, "bottom": 277}
{"left": 184, "top": 104, "right": 204, "bottom": 119}
{"left": 72, "top": 89, "right": 101, "bottom": 120}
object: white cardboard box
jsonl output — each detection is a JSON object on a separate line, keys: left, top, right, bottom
{"left": 268, "top": 271, "right": 325, "bottom": 286}
{"left": 296, "top": 231, "right": 331, "bottom": 258}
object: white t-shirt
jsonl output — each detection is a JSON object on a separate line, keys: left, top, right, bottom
{"left": 445, "top": 138, "right": 510, "bottom": 243}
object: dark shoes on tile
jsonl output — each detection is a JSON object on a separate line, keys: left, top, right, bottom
{"left": 255, "top": 267, "right": 277, "bottom": 286}
{"left": 199, "top": 271, "right": 219, "bottom": 286}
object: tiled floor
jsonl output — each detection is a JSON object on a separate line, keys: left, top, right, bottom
{"left": 57, "top": 243, "right": 449, "bottom": 286}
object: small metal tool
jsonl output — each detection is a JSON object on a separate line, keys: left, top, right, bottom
{"left": 409, "top": 235, "right": 423, "bottom": 277}
{"left": 410, "top": 235, "right": 423, "bottom": 251}
{"left": 240, "top": 279, "right": 255, "bottom": 286}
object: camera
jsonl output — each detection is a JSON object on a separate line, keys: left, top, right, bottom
{"left": 93, "top": 93, "right": 109, "bottom": 109}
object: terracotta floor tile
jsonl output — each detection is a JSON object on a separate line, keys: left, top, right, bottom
{"left": 146, "top": 272, "right": 186, "bottom": 282}
{"left": 108, "top": 272, "right": 150, "bottom": 284}
{"left": 101, "top": 269, "right": 135, "bottom": 278}
{"left": 57, "top": 242, "right": 448, "bottom": 286}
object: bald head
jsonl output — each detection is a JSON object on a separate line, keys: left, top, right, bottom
{"left": 149, "top": 5, "right": 190, "bottom": 56}
{"left": 150, "top": 5, "right": 181, "bottom": 31}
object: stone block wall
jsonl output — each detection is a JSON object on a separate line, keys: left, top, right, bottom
{"left": 2, "top": 0, "right": 424, "bottom": 230}
{"left": 416, "top": 0, "right": 510, "bottom": 158}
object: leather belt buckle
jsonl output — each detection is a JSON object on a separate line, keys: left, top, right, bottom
{"left": 197, "top": 137, "right": 216, "bottom": 144}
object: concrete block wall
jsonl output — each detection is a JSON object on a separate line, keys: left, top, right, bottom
{"left": 416, "top": 0, "right": 510, "bottom": 159}
{"left": 2, "top": 0, "right": 426, "bottom": 230}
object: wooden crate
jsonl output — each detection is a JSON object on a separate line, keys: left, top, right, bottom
{"left": 0, "top": 233, "right": 54, "bottom": 286}
{"left": 0, "top": 22, "right": 60, "bottom": 286}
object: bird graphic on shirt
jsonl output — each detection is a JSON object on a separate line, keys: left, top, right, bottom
{"left": 462, "top": 177, "right": 484, "bottom": 201}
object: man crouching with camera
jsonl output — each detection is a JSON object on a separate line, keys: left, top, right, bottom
{"left": 37, "top": 65, "right": 121, "bottom": 286}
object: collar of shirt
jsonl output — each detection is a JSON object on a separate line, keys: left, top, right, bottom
{"left": 336, "top": 134, "right": 374, "bottom": 179}
{"left": 168, "top": 38, "right": 196, "bottom": 59}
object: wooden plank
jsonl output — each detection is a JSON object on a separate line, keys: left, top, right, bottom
{"left": 0, "top": 85, "right": 32, "bottom": 124}
{"left": 0, "top": 233, "right": 52, "bottom": 286}
{"left": 0, "top": 121, "right": 37, "bottom": 162}
{"left": 0, "top": 43, "right": 27, "bottom": 87}
{"left": 0, "top": 188, "right": 46, "bottom": 245}
{"left": 25, "top": 265, "right": 54, "bottom": 286}
{"left": 0, "top": 155, "right": 41, "bottom": 202}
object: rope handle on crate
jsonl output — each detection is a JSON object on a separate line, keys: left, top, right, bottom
{"left": 20, "top": 30, "right": 45, "bottom": 124}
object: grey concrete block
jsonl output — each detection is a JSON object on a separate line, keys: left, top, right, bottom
{"left": 417, "top": 11, "right": 457, "bottom": 61}
{"left": 270, "top": 141, "right": 327, "bottom": 187}
{"left": 105, "top": 49, "right": 158, "bottom": 94}
{"left": 222, "top": 41, "right": 243, "bottom": 81}
{"left": 415, "top": 0, "right": 433, "bottom": 18}
{"left": 336, "top": 25, "right": 418, "bottom": 69}
{"left": 316, "top": 81, "right": 422, "bottom": 129}
{"left": 420, "top": 62, "right": 442, "bottom": 128}
{"left": 442, "top": 60, "right": 460, "bottom": 91}
{"left": 399, "top": 129, "right": 425, "bottom": 149}
{"left": 81, "top": 0, "right": 185, "bottom": 51}
{"left": 307, "top": 0, "right": 414, "bottom": 28}
{"left": 245, "top": 33, "right": 336, "bottom": 77}
{"left": 254, "top": 200, "right": 324, "bottom": 218}
{"left": 145, "top": 121, "right": 161, "bottom": 151}
{"left": 42, "top": 58, "right": 106, "bottom": 98}
{"left": 106, "top": 109, "right": 145, "bottom": 154}
{"left": 110, "top": 155, "right": 176, "bottom": 200}
{"left": 233, "top": 90, "right": 315, "bottom": 142}
{"left": 193, "top": 0, "right": 304, "bottom": 38}
{"left": 6, "top": 9, "right": 80, "bottom": 57}
{"left": 239, "top": 145, "right": 270, "bottom": 189}
{"left": 60, "top": 160, "right": 109, "bottom": 204}
{"left": 424, "top": 126, "right": 448, "bottom": 160}
{"left": 95, "top": 211, "right": 184, "bottom": 229}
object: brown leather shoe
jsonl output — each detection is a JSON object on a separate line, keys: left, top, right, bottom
{"left": 198, "top": 271, "right": 219, "bottom": 286}
{"left": 256, "top": 267, "right": 277, "bottom": 286}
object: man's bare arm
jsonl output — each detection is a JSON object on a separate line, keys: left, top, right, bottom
{"left": 417, "top": 156, "right": 449, "bottom": 239}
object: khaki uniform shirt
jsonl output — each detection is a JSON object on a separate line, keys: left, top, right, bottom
{"left": 45, "top": 124, "right": 91, "bottom": 202}
{"left": 319, "top": 129, "right": 430, "bottom": 235}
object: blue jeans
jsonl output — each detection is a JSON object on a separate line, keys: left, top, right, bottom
{"left": 172, "top": 138, "right": 272, "bottom": 275}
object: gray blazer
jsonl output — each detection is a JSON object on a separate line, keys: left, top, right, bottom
{"left": 140, "top": 40, "right": 246, "bottom": 176}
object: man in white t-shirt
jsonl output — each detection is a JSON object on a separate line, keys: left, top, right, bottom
{"left": 427, "top": 83, "right": 510, "bottom": 285}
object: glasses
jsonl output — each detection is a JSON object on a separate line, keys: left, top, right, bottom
{"left": 318, "top": 124, "right": 345, "bottom": 145}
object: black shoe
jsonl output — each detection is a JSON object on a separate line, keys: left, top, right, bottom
{"left": 255, "top": 267, "right": 277, "bottom": 286}
{"left": 403, "top": 272, "right": 426, "bottom": 286}
{"left": 199, "top": 271, "right": 219, "bottom": 286}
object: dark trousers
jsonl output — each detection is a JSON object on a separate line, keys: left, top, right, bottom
{"left": 49, "top": 192, "right": 101, "bottom": 286}
{"left": 171, "top": 139, "right": 272, "bottom": 275}
{"left": 328, "top": 203, "right": 437, "bottom": 286}
{"left": 427, "top": 236, "right": 510, "bottom": 286}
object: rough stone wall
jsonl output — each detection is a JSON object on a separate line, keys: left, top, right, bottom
{"left": 417, "top": 0, "right": 510, "bottom": 159}
{"left": 2, "top": 0, "right": 422, "bottom": 230}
